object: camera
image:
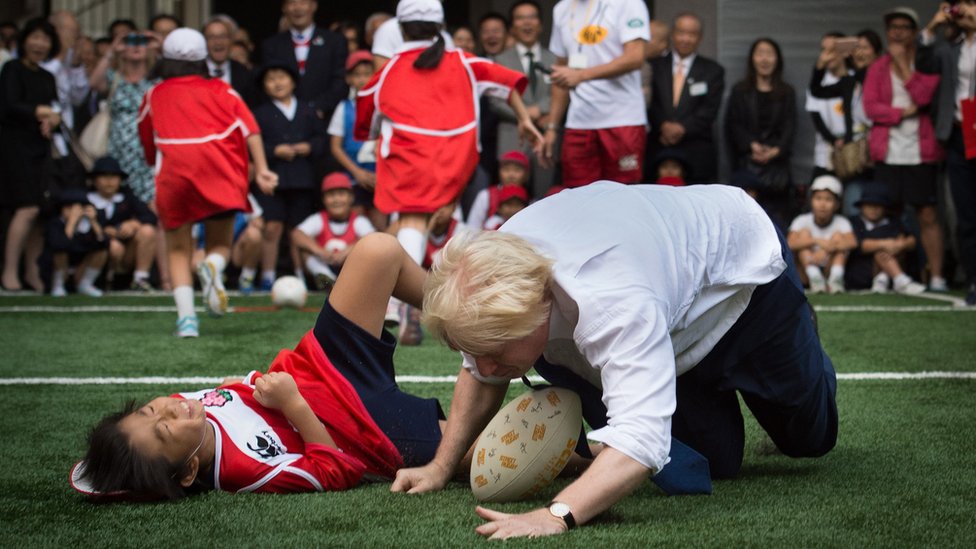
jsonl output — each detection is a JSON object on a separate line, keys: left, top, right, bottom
{"left": 124, "top": 33, "right": 149, "bottom": 46}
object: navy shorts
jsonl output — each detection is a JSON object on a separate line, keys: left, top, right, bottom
{"left": 312, "top": 299, "right": 444, "bottom": 467}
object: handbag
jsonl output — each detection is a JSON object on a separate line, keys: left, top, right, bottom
{"left": 745, "top": 158, "right": 791, "bottom": 193}
{"left": 831, "top": 139, "right": 869, "bottom": 181}
{"left": 78, "top": 74, "right": 120, "bottom": 160}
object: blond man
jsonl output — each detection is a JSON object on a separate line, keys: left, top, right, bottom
{"left": 393, "top": 181, "right": 838, "bottom": 539}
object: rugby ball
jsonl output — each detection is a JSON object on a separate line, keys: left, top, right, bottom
{"left": 470, "top": 387, "right": 582, "bottom": 503}
{"left": 324, "top": 238, "right": 348, "bottom": 255}
{"left": 271, "top": 276, "right": 308, "bottom": 309}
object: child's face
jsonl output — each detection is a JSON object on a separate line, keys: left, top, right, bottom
{"left": 656, "top": 159, "right": 685, "bottom": 179}
{"left": 263, "top": 69, "right": 295, "bottom": 101}
{"left": 94, "top": 174, "right": 122, "bottom": 197}
{"left": 117, "top": 396, "right": 209, "bottom": 470}
{"left": 860, "top": 203, "right": 885, "bottom": 222}
{"left": 811, "top": 190, "right": 839, "bottom": 223}
{"left": 346, "top": 62, "right": 374, "bottom": 92}
{"left": 324, "top": 189, "right": 353, "bottom": 220}
{"left": 499, "top": 162, "right": 528, "bottom": 186}
{"left": 497, "top": 199, "right": 527, "bottom": 220}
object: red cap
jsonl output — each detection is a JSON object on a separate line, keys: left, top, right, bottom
{"left": 345, "top": 50, "right": 374, "bottom": 72}
{"left": 321, "top": 172, "right": 353, "bottom": 192}
{"left": 498, "top": 184, "right": 528, "bottom": 204}
{"left": 498, "top": 150, "right": 530, "bottom": 171}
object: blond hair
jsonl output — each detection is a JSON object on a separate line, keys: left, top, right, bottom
{"left": 423, "top": 231, "right": 553, "bottom": 356}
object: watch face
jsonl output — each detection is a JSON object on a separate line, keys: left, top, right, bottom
{"left": 550, "top": 502, "right": 571, "bottom": 517}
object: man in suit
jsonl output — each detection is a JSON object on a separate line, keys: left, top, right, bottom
{"left": 647, "top": 13, "right": 724, "bottom": 183}
{"left": 489, "top": 1, "right": 557, "bottom": 198}
{"left": 203, "top": 18, "right": 256, "bottom": 108}
{"left": 261, "top": 0, "right": 347, "bottom": 122}
{"left": 918, "top": 2, "right": 976, "bottom": 304}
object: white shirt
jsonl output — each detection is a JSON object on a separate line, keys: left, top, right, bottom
{"left": 515, "top": 42, "right": 543, "bottom": 74}
{"left": 40, "top": 54, "right": 90, "bottom": 130}
{"left": 672, "top": 52, "right": 696, "bottom": 77}
{"left": 291, "top": 24, "right": 316, "bottom": 64}
{"left": 806, "top": 71, "right": 846, "bottom": 169}
{"left": 957, "top": 35, "right": 976, "bottom": 121}
{"left": 273, "top": 97, "right": 297, "bottom": 121}
{"left": 549, "top": 0, "right": 650, "bottom": 129}
{"left": 460, "top": 182, "right": 786, "bottom": 474}
{"left": 296, "top": 212, "right": 375, "bottom": 240}
{"left": 371, "top": 18, "right": 454, "bottom": 59}
{"left": 327, "top": 95, "right": 378, "bottom": 165}
{"left": 886, "top": 69, "right": 922, "bottom": 165}
{"left": 788, "top": 212, "right": 854, "bottom": 246}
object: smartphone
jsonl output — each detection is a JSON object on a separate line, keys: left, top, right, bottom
{"left": 832, "top": 37, "right": 858, "bottom": 57}
{"left": 533, "top": 63, "right": 552, "bottom": 75}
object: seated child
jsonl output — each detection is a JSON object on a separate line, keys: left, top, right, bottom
{"left": 85, "top": 157, "right": 158, "bottom": 292}
{"left": 72, "top": 232, "right": 597, "bottom": 500}
{"left": 466, "top": 150, "right": 530, "bottom": 230}
{"left": 328, "top": 50, "right": 385, "bottom": 231}
{"left": 46, "top": 189, "right": 108, "bottom": 297}
{"left": 845, "top": 185, "right": 924, "bottom": 294}
{"left": 650, "top": 148, "right": 689, "bottom": 186}
{"left": 291, "top": 173, "right": 376, "bottom": 290}
{"left": 252, "top": 61, "right": 326, "bottom": 290}
{"left": 787, "top": 175, "right": 856, "bottom": 293}
{"left": 483, "top": 185, "right": 529, "bottom": 231}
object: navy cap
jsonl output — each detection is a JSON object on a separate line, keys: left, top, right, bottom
{"left": 89, "top": 156, "right": 128, "bottom": 179}
{"left": 855, "top": 185, "right": 890, "bottom": 208}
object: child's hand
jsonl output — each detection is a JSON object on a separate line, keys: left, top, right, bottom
{"left": 274, "top": 144, "right": 296, "bottom": 161}
{"left": 118, "top": 220, "right": 138, "bottom": 239}
{"left": 255, "top": 169, "right": 279, "bottom": 195}
{"left": 253, "top": 371, "right": 301, "bottom": 411}
{"left": 352, "top": 168, "right": 376, "bottom": 190}
{"left": 82, "top": 205, "right": 98, "bottom": 219}
{"left": 292, "top": 142, "right": 311, "bottom": 157}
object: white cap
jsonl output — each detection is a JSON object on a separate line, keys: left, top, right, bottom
{"left": 884, "top": 7, "right": 920, "bottom": 29}
{"left": 396, "top": 0, "right": 444, "bottom": 24}
{"left": 810, "top": 175, "right": 843, "bottom": 197}
{"left": 162, "top": 28, "right": 207, "bottom": 62}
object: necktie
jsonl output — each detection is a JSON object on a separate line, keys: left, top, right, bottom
{"left": 293, "top": 33, "right": 311, "bottom": 75}
{"left": 673, "top": 60, "right": 685, "bottom": 108}
{"left": 526, "top": 50, "right": 537, "bottom": 95}
{"left": 211, "top": 67, "right": 224, "bottom": 78}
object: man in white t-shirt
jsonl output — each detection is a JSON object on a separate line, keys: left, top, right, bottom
{"left": 392, "top": 182, "right": 838, "bottom": 539}
{"left": 543, "top": 0, "right": 650, "bottom": 187}
{"left": 788, "top": 175, "right": 857, "bottom": 293}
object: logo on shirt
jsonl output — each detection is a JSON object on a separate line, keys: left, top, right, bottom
{"left": 628, "top": 18, "right": 644, "bottom": 28}
{"left": 247, "top": 431, "right": 285, "bottom": 459}
{"left": 200, "top": 389, "right": 233, "bottom": 408}
{"left": 619, "top": 154, "right": 640, "bottom": 171}
{"left": 577, "top": 25, "right": 608, "bottom": 45}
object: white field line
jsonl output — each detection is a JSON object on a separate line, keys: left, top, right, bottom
{"left": 1, "top": 372, "right": 974, "bottom": 386}
{"left": 1, "top": 304, "right": 974, "bottom": 313}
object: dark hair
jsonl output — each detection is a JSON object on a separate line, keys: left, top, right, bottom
{"left": 95, "top": 36, "right": 112, "bottom": 47}
{"left": 822, "top": 31, "right": 845, "bottom": 39}
{"left": 19, "top": 17, "right": 60, "bottom": 61}
{"left": 149, "top": 13, "right": 182, "bottom": 30}
{"left": 333, "top": 19, "right": 362, "bottom": 50}
{"left": 745, "top": 37, "right": 788, "bottom": 98}
{"left": 508, "top": 1, "right": 542, "bottom": 25}
{"left": 401, "top": 21, "right": 445, "bottom": 69}
{"left": 108, "top": 18, "right": 138, "bottom": 37}
{"left": 478, "top": 11, "right": 509, "bottom": 30}
{"left": 81, "top": 400, "right": 190, "bottom": 500}
{"left": 152, "top": 58, "right": 209, "bottom": 80}
{"left": 856, "top": 28, "right": 883, "bottom": 57}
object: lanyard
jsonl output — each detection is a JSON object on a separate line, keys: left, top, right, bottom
{"left": 569, "top": 0, "right": 601, "bottom": 52}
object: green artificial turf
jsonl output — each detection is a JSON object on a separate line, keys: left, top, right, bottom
{"left": 1, "top": 293, "right": 974, "bottom": 547}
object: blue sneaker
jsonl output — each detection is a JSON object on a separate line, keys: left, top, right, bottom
{"left": 175, "top": 315, "right": 199, "bottom": 338}
{"left": 238, "top": 273, "right": 255, "bottom": 295}
{"left": 259, "top": 277, "right": 275, "bottom": 292}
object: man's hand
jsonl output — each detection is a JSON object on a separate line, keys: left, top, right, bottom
{"left": 255, "top": 169, "right": 279, "bottom": 195}
{"left": 474, "top": 506, "right": 568, "bottom": 540}
{"left": 252, "top": 371, "right": 301, "bottom": 411}
{"left": 550, "top": 65, "right": 585, "bottom": 89}
{"left": 390, "top": 461, "right": 453, "bottom": 494}
{"left": 659, "top": 121, "right": 685, "bottom": 146}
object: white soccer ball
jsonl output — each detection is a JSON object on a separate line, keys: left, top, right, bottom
{"left": 271, "top": 276, "right": 308, "bottom": 309}
{"left": 324, "top": 238, "right": 348, "bottom": 255}
{"left": 470, "top": 387, "right": 582, "bottom": 503}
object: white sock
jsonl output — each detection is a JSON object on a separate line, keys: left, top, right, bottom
{"left": 873, "top": 272, "right": 890, "bottom": 284}
{"left": 241, "top": 267, "right": 256, "bottom": 280}
{"left": 305, "top": 256, "right": 337, "bottom": 278}
{"left": 52, "top": 270, "right": 66, "bottom": 290}
{"left": 174, "top": 285, "right": 195, "bottom": 318}
{"left": 133, "top": 270, "right": 150, "bottom": 281}
{"left": 397, "top": 227, "right": 426, "bottom": 265}
{"left": 893, "top": 273, "right": 912, "bottom": 289}
{"left": 829, "top": 265, "right": 845, "bottom": 280}
{"left": 78, "top": 267, "right": 102, "bottom": 288}
{"left": 262, "top": 269, "right": 276, "bottom": 282}
{"left": 805, "top": 265, "right": 824, "bottom": 281}
{"left": 205, "top": 253, "right": 226, "bottom": 274}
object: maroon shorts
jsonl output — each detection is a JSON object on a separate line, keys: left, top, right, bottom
{"left": 560, "top": 125, "right": 647, "bottom": 188}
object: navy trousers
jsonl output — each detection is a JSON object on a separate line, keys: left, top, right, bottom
{"left": 532, "top": 230, "right": 838, "bottom": 481}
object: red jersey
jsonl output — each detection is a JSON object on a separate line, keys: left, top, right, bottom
{"left": 314, "top": 210, "right": 360, "bottom": 248}
{"left": 355, "top": 45, "right": 526, "bottom": 215}
{"left": 137, "top": 76, "right": 258, "bottom": 230}
{"left": 177, "top": 332, "right": 402, "bottom": 493}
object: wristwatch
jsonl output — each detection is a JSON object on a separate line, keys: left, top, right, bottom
{"left": 547, "top": 501, "right": 576, "bottom": 530}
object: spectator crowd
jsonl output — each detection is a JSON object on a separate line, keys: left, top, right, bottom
{"left": 1, "top": 0, "right": 975, "bottom": 323}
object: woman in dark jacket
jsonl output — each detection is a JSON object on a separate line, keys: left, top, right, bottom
{"left": 726, "top": 37, "right": 796, "bottom": 228}
{"left": 0, "top": 18, "right": 61, "bottom": 291}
